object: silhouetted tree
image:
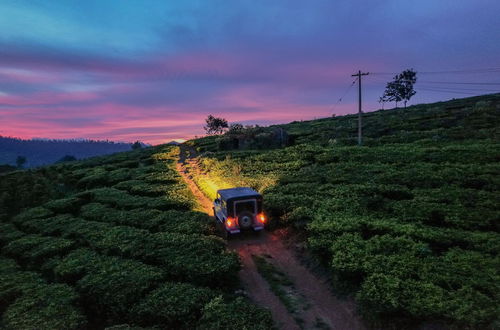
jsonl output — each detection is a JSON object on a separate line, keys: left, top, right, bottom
{"left": 131, "top": 141, "right": 143, "bottom": 150}
{"left": 380, "top": 69, "right": 417, "bottom": 108}
{"left": 204, "top": 115, "right": 228, "bottom": 135}
{"left": 227, "top": 123, "right": 244, "bottom": 135}
{"left": 16, "top": 156, "right": 26, "bottom": 168}
{"left": 0, "top": 136, "right": 131, "bottom": 167}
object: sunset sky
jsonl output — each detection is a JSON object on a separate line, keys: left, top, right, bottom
{"left": 1, "top": 1, "right": 499, "bottom": 144}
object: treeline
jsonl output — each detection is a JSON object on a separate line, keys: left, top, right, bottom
{"left": 0, "top": 136, "right": 133, "bottom": 168}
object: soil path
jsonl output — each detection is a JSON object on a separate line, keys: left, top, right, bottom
{"left": 177, "top": 145, "right": 365, "bottom": 330}
{"left": 176, "top": 146, "right": 213, "bottom": 214}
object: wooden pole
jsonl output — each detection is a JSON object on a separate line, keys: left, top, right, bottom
{"left": 351, "top": 70, "right": 369, "bottom": 145}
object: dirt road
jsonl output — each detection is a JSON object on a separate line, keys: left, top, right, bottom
{"left": 177, "top": 145, "right": 365, "bottom": 330}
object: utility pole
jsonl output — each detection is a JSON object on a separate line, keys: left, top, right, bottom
{"left": 351, "top": 70, "right": 369, "bottom": 145}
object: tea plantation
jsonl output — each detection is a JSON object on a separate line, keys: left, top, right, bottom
{"left": 0, "top": 146, "right": 273, "bottom": 329}
{"left": 190, "top": 94, "right": 500, "bottom": 328}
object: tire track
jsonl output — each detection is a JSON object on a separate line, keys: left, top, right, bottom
{"left": 176, "top": 144, "right": 365, "bottom": 330}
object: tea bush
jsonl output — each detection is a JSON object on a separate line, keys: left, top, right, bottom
{"left": 79, "top": 202, "right": 211, "bottom": 234}
{"left": 0, "top": 258, "right": 86, "bottom": 330}
{"left": 197, "top": 296, "right": 274, "bottom": 330}
{"left": 190, "top": 94, "right": 500, "bottom": 327}
{"left": 2, "top": 235, "right": 75, "bottom": 267}
{"left": 131, "top": 282, "right": 218, "bottom": 328}
{"left": 2, "top": 283, "right": 86, "bottom": 330}
{"left": 0, "top": 145, "right": 267, "bottom": 328}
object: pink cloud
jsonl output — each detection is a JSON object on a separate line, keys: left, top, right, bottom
{"left": 0, "top": 46, "right": 392, "bottom": 145}
{"left": 0, "top": 67, "right": 63, "bottom": 84}
{"left": 0, "top": 90, "right": 99, "bottom": 106}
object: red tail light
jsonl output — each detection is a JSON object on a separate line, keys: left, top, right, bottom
{"left": 257, "top": 213, "right": 266, "bottom": 223}
{"left": 226, "top": 217, "right": 236, "bottom": 228}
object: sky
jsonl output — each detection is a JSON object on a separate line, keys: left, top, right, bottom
{"left": 0, "top": 0, "right": 499, "bottom": 144}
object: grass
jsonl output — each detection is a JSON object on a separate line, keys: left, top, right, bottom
{"left": 252, "top": 254, "right": 306, "bottom": 327}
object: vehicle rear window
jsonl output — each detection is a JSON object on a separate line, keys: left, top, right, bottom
{"left": 235, "top": 201, "right": 256, "bottom": 214}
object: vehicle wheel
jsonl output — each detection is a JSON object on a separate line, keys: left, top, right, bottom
{"left": 238, "top": 211, "right": 254, "bottom": 230}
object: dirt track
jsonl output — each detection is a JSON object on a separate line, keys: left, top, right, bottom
{"left": 177, "top": 145, "right": 365, "bottom": 330}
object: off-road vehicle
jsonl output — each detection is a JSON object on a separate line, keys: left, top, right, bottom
{"left": 213, "top": 187, "right": 266, "bottom": 236}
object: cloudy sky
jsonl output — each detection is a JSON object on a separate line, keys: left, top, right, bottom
{"left": 1, "top": 0, "right": 499, "bottom": 144}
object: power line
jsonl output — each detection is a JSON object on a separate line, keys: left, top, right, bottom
{"left": 331, "top": 78, "right": 358, "bottom": 111}
{"left": 419, "top": 68, "right": 500, "bottom": 74}
{"left": 381, "top": 79, "right": 500, "bottom": 89}
{"left": 417, "top": 87, "right": 492, "bottom": 95}
{"left": 334, "top": 67, "right": 499, "bottom": 126}
{"left": 417, "top": 85, "right": 500, "bottom": 92}
{"left": 338, "top": 78, "right": 358, "bottom": 103}
{"left": 418, "top": 81, "right": 500, "bottom": 86}
{"left": 371, "top": 67, "right": 500, "bottom": 76}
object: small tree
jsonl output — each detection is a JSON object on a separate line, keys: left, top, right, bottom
{"left": 16, "top": 156, "right": 26, "bottom": 168}
{"left": 378, "top": 97, "right": 385, "bottom": 110}
{"left": 204, "top": 115, "right": 228, "bottom": 135}
{"left": 380, "top": 69, "right": 417, "bottom": 108}
{"left": 131, "top": 141, "right": 143, "bottom": 150}
{"left": 227, "top": 123, "right": 244, "bottom": 135}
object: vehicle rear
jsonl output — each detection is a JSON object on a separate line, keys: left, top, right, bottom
{"left": 213, "top": 187, "right": 266, "bottom": 236}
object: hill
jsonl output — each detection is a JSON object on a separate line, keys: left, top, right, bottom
{"left": 0, "top": 147, "right": 273, "bottom": 329}
{"left": 0, "top": 93, "right": 499, "bottom": 329}
{"left": 0, "top": 137, "right": 133, "bottom": 168}
{"left": 187, "top": 93, "right": 500, "bottom": 328}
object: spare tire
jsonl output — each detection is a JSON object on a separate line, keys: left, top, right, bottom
{"left": 238, "top": 211, "right": 254, "bottom": 229}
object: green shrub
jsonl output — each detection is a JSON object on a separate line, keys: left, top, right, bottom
{"left": 79, "top": 202, "right": 161, "bottom": 229}
{"left": 193, "top": 121, "right": 500, "bottom": 327}
{"left": 12, "top": 206, "right": 54, "bottom": 224}
{"left": 141, "top": 232, "right": 240, "bottom": 287}
{"left": 79, "top": 202, "right": 211, "bottom": 234}
{"left": 105, "top": 325, "right": 154, "bottom": 330}
{"left": 0, "top": 264, "right": 86, "bottom": 329}
{"left": 131, "top": 282, "right": 217, "bottom": 328}
{"left": 19, "top": 214, "right": 78, "bottom": 236}
{"left": 115, "top": 181, "right": 195, "bottom": 208}
{"left": 139, "top": 171, "right": 178, "bottom": 184}
{"left": 197, "top": 296, "right": 274, "bottom": 330}
{"left": 90, "top": 187, "right": 190, "bottom": 211}
{"left": 52, "top": 248, "right": 102, "bottom": 283}
{"left": 76, "top": 257, "right": 164, "bottom": 322}
{"left": 108, "top": 167, "right": 133, "bottom": 183}
{"left": 116, "top": 160, "right": 140, "bottom": 169}
{"left": 0, "top": 257, "right": 19, "bottom": 274}
{"left": 329, "top": 233, "right": 368, "bottom": 281}
{"left": 0, "top": 269, "right": 45, "bottom": 311}
{"left": 2, "top": 235, "right": 75, "bottom": 266}
{"left": 44, "top": 196, "right": 85, "bottom": 214}
{"left": 445, "top": 285, "right": 499, "bottom": 328}
{"left": 2, "top": 283, "right": 86, "bottom": 330}
{"left": 356, "top": 274, "right": 446, "bottom": 318}
{"left": 76, "top": 168, "right": 108, "bottom": 189}
{"left": 155, "top": 210, "right": 212, "bottom": 235}
{"left": 0, "top": 223, "right": 25, "bottom": 247}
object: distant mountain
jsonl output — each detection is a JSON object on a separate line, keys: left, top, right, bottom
{"left": 0, "top": 137, "right": 133, "bottom": 168}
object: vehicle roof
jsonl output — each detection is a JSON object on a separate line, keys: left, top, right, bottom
{"left": 217, "top": 187, "right": 261, "bottom": 200}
